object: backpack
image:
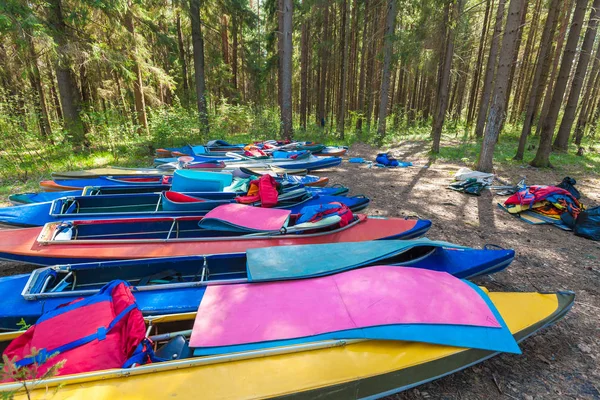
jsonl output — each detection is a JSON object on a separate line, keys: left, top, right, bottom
{"left": 573, "top": 207, "right": 600, "bottom": 241}
{"left": 296, "top": 202, "right": 354, "bottom": 227}
{"left": 2, "top": 281, "right": 153, "bottom": 381}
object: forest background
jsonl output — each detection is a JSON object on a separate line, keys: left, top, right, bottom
{"left": 1, "top": 0, "right": 599, "bottom": 190}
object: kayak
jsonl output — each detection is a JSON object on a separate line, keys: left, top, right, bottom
{"left": 0, "top": 288, "right": 574, "bottom": 399}
{"left": 0, "top": 204, "right": 432, "bottom": 265}
{"left": 0, "top": 239, "right": 515, "bottom": 330}
{"left": 0, "top": 191, "right": 369, "bottom": 227}
{"left": 8, "top": 184, "right": 349, "bottom": 206}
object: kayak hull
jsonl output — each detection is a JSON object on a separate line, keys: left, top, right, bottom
{"left": 0, "top": 291, "right": 574, "bottom": 399}
{"left": 0, "top": 216, "right": 431, "bottom": 265}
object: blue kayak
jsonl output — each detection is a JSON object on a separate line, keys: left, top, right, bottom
{"left": 9, "top": 184, "right": 349, "bottom": 206}
{"left": 0, "top": 239, "right": 515, "bottom": 330}
{"left": 0, "top": 191, "right": 369, "bottom": 227}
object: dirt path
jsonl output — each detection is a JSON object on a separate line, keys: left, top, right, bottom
{"left": 323, "top": 143, "right": 600, "bottom": 400}
{"left": 0, "top": 141, "right": 598, "bottom": 399}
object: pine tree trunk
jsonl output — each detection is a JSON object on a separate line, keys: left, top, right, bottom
{"left": 280, "top": 0, "right": 293, "bottom": 139}
{"left": 47, "top": 0, "right": 86, "bottom": 146}
{"left": 477, "top": 0, "right": 525, "bottom": 172}
{"left": 553, "top": 0, "right": 600, "bottom": 151}
{"left": 26, "top": 35, "right": 53, "bottom": 141}
{"left": 531, "top": 0, "right": 588, "bottom": 167}
{"left": 300, "top": 20, "right": 309, "bottom": 130}
{"left": 376, "top": 0, "right": 398, "bottom": 143}
{"left": 348, "top": 0, "right": 360, "bottom": 111}
{"left": 466, "top": 0, "right": 493, "bottom": 126}
{"left": 176, "top": 11, "right": 189, "bottom": 102}
{"left": 190, "top": 0, "right": 210, "bottom": 135}
{"left": 574, "top": 39, "right": 600, "bottom": 146}
{"left": 45, "top": 55, "right": 63, "bottom": 121}
{"left": 124, "top": 2, "right": 149, "bottom": 135}
{"left": 514, "top": 0, "right": 560, "bottom": 159}
{"left": 511, "top": 0, "right": 541, "bottom": 123}
{"left": 474, "top": 0, "right": 506, "bottom": 138}
{"left": 356, "top": 0, "right": 370, "bottom": 130}
{"left": 337, "top": 0, "right": 350, "bottom": 137}
{"left": 317, "top": 4, "right": 330, "bottom": 128}
{"left": 232, "top": 16, "right": 239, "bottom": 100}
{"left": 364, "top": 1, "right": 379, "bottom": 129}
{"left": 535, "top": 0, "right": 574, "bottom": 136}
{"left": 432, "top": 0, "right": 463, "bottom": 153}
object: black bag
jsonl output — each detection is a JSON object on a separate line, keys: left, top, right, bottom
{"left": 573, "top": 207, "right": 600, "bottom": 241}
{"left": 557, "top": 177, "right": 581, "bottom": 199}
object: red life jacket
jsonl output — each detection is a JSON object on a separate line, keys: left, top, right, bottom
{"left": 236, "top": 174, "right": 279, "bottom": 208}
{"left": 296, "top": 202, "right": 354, "bottom": 227}
{"left": 2, "top": 281, "right": 147, "bottom": 381}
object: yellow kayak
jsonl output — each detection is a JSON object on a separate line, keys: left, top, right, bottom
{"left": 0, "top": 290, "right": 573, "bottom": 399}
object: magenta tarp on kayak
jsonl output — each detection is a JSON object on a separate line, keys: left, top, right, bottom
{"left": 198, "top": 203, "right": 291, "bottom": 232}
{"left": 190, "top": 266, "right": 501, "bottom": 348}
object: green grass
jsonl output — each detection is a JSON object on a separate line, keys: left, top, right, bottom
{"left": 0, "top": 106, "right": 598, "bottom": 203}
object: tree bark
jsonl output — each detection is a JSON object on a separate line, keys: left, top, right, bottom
{"left": 317, "top": 4, "right": 330, "bottom": 128}
{"left": 531, "top": 0, "right": 588, "bottom": 167}
{"left": 26, "top": 34, "right": 53, "bottom": 141}
{"left": 356, "top": 0, "right": 370, "bottom": 130}
{"left": 300, "top": 20, "right": 309, "bottom": 130}
{"left": 337, "top": 0, "right": 350, "bottom": 137}
{"left": 280, "top": 0, "right": 293, "bottom": 139}
{"left": 466, "top": 0, "right": 493, "bottom": 126}
{"left": 432, "top": 0, "right": 463, "bottom": 153}
{"left": 477, "top": 0, "right": 525, "bottom": 172}
{"left": 535, "top": 0, "right": 574, "bottom": 136}
{"left": 45, "top": 55, "right": 63, "bottom": 121}
{"left": 176, "top": 10, "right": 189, "bottom": 102}
{"left": 124, "top": 2, "right": 149, "bottom": 135}
{"left": 574, "top": 39, "right": 600, "bottom": 145}
{"left": 232, "top": 16, "right": 239, "bottom": 100}
{"left": 514, "top": 0, "right": 560, "bottom": 159}
{"left": 47, "top": 0, "right": 86, "bottom": 145}
{"left": 553, "top": 0, "right": 600, "bottom": 151}
{"left": 474, "top": 0, "right": 506, "bottom": 138}
{"left": 190, "top": 0, "right": 210, "bottom": 135}
{"left": 376, "top": 0, "right": 398, "bottom": 143}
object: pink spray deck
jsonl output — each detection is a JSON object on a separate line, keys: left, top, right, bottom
{"left": 199, "top": 203, "right": 291, "bottom": 231}
{"left": 190, "top": 266, "right": 501, "bottom": 348}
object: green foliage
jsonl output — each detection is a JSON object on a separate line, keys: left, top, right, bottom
{"left": 0, "top": 349, "right": 66, "bottom": 400}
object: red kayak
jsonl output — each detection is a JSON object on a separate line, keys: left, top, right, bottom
{"left": 0, "top": 204, "right": 431, "bottom": 266}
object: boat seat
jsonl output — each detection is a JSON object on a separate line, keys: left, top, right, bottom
{"left": 155, "top": 335, "right": 191, "bottom": 360}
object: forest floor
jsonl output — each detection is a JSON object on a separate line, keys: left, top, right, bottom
{"left": 0, "top": 140, "right": 598, "bottom": 399}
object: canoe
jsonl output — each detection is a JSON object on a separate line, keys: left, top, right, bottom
{"left": 0, "top": 239, "right": 514, "bottom": 330}
{"left": 157, "top": 154, "right": 343, "bottom": 172}
{"left": 40, "top": 171, "right": 325, "bottom": 192}
{"left": 9, "top": 184, "right": 349, "bottom": 206}
{"left": 0, "top": 189, "right": 368, "bottom": 227}
{"left": 0, "top": 288, "right": 574, "bottom": 399}
{"left": 0, "top": 205, "right": 431, "bottom": 265}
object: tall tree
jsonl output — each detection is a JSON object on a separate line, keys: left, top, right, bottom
{"left": 477, "top": 0, "right": 525, "bottom": 172}
{"left": 300, "top": 19, "right": 309, "bottom": 130}
{"left": 531, "top": 0, "right": 589, "bottom": 167}
{"left": 25, "top": 34, "right": 53, "bottom": 141}
{"left": 337, "top": 0, "right": 350, "bottom": 137}
{"left": 280, "top": 0, "right": 293, "bottom": 139}
{"left": 47, "top": 0, "right": 86, "bottom": 145}
{"left": 466, "top": 0, "right": 493, "bottom": 126}
{"left": 514, "top": 0, "right": 560, "bottom": 160}
{"left": 553, "top": 0, "right": 600, "bottom": 151}
{"left": 190, "top": 0, "right": 210, "bottom": 134}
{"left": 376, "top": 0, "right": 398, "bottom": 143}
{"left": 317, "top": 3, "right": 330, "bottom": 128}
{"left": 432, "top": 0, "right": 463, "bottom": 153}
{"left": 123, "top": 0, "right": 149, "bottom": 135}
{"left": 573, "top": 39, "right": 600, "bottom": 146}
{"left": 356, "top": 0, "right": 370, "bottom": 130}
{"left": 176, "top": 9, "right": 189, "bottom": 102}
{"left": 474, "top": 0, "right": 506, "bottom": 138}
